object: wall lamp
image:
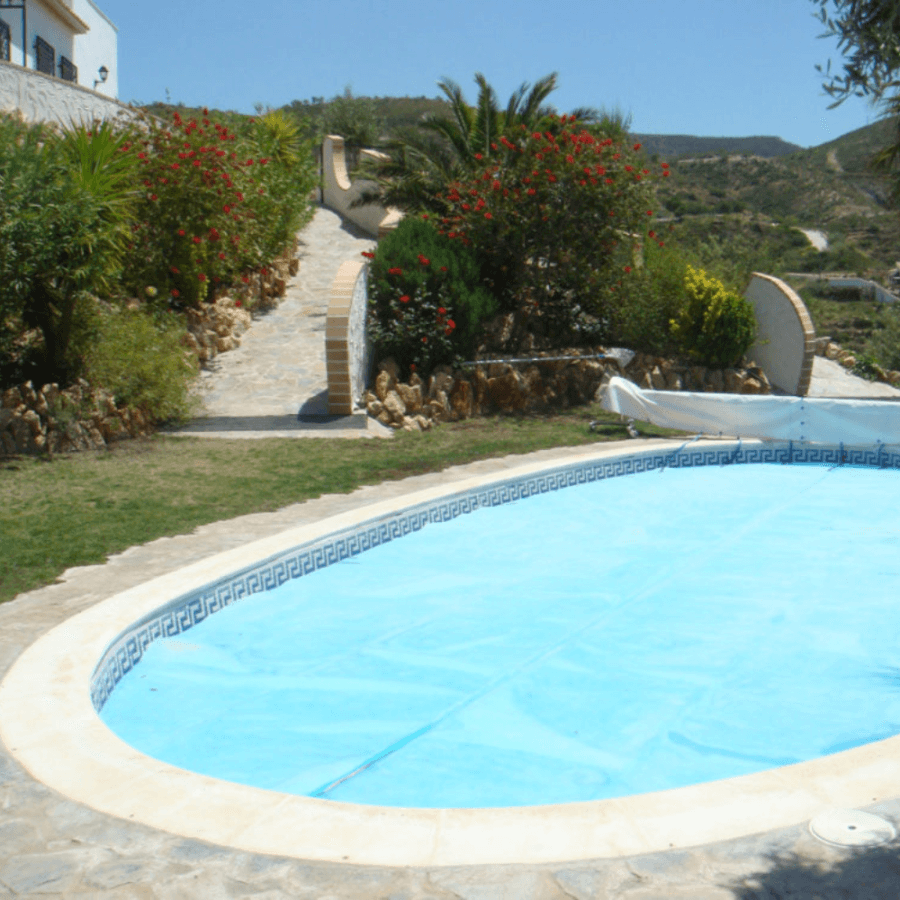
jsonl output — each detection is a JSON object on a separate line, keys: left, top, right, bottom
{"left": 93, "top": 65, "right": 108, "bottom": 89}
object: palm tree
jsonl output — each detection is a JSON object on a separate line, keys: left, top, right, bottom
{"left": 354, "top": 72, "right": 598, "bottom": 214}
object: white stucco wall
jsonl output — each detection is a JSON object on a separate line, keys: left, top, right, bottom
{"left": 322, "top": 136, "right": 401, "bottom": 238}
{"left": 0, "top": 59, "right": 134, "bottom": 127}
{"left": 72, "top": 0, "right": 117, "bottom": 97}
{"left": 25, "top": 1, "right": 76, "bottom": 74}
{"left": 744, "top": 273, "right": 817, "bottom": 396}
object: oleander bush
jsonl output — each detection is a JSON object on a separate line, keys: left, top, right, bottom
{"left": 0, "top": 115, "right": 139, "bottom": 386}
{"left": 670, "top": 265, "right": 757, "bottom": 368}
{"left": 121, "top": 108, "right": 316, "bottom": 309}
{"left": 439, "top": 118, "right": 669, "bottom": 344}
{"left": 366, "top": 215, "right": 497, "bottom": 375}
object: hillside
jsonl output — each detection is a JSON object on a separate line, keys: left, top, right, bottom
{"left": 652, "top": 117, "right": 900, "bottom": 277}
{"left": 632, "top": 134, "right": 802, "bottom": 160}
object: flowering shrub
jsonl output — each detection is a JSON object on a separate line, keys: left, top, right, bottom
{"left": 670, "top": 266, "right": 757, "bottom": 368}
{"left": 438, "top": 119, "right": 668, "bottom": 343}
{"left": 122, "top": 109, "right": 315, "bottom": 309}
{"left": 366, "top": 215, "right": 497, "bottom": 375}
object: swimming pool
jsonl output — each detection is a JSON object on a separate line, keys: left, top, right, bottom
{"left": 3, "top": 438, "right": 900, "bottom": 866}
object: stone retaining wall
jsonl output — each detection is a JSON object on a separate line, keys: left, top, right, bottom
{"left": 816, "top": 337, "right": 900, "bottom": 386}
{"left": 365, "top": 352, "right": 771, "bottom": 431}
{"left": 0, "top": 379, "right": 153, "bottom": 455}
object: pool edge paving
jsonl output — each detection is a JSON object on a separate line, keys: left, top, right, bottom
{"left": 3, "top": 440, "right": 900, "bottom": 897}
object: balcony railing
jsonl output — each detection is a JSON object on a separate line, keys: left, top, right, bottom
{"left": 33, "top": 35, "right": 54, "bottom": 76}
{"left": 58, "top": 55, "right": 76, "bottom": 83}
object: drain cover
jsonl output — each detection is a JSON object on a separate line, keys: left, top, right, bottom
{"left": 809, "top": 809, "right": 897, "bottom": 847}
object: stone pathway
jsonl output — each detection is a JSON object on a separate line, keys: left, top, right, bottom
{"left": 173, "top": 206, "right": 378, "bottom": 438}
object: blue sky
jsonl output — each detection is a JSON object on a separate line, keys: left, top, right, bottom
{"left": 98, "top": 0, "right": 881, "bottom": 149}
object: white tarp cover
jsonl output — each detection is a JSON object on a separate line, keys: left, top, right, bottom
{"left": 601, "top": 376, "right": 900, "bottom": 444}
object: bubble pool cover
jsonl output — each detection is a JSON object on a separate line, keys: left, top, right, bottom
{"left": 101, "top": 462, "right": 900, "bottom": 808}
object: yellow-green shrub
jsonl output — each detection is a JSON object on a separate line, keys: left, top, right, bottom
{"left": 670, "top": 266, "right": 756, "bottom": 368}
{"left": 83, "top": 306, "right": 198, "bottom": 423}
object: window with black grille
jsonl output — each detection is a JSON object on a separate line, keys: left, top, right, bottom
{"left": 58, "top": 55, "right": 76, "bottom": 82}
{"left": 0, "top": 19, "right": 10, "bottom": 63}
{"left": 34, "top": 35, "right": 54, "bottom": 75}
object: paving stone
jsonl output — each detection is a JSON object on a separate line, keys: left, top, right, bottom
{"left": 81, "top": 859, "right": 163, "bottom": 890}
{"left": 429, "top": 868, "right": 567, "bottom": 900}
{"left": 552, "top": 862, "right": 643, "bottom": 899}
{"left": 0, "top": 849, "right": 85, "bottom": 894}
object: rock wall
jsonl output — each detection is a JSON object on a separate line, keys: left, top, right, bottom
{"left": 365, "top": 351, "right": 771, "bottom": 431}
{"left": 181, "top": 250, "right": 299, "bottom": 364}
{"left": 816, "top": 337, "right": 900, "bottom": 386}
{"left": 0, "top": 379, "right": 153, "bottom": 455}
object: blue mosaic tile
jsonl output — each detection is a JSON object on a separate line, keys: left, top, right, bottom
{"left": 89, "top": 440, "right": 900, "bottom": 712}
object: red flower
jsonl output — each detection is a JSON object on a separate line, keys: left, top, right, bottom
{"left": 223, "top": 205, "right": 231, "bottom": 213}
{"left": 417, "top": 255, "right": 430, "bottom": 266}
{"left": 399, "top": 295, "right": 410, "bottom": 303}
{"left": 421, "top": 213, "right": 429, "bottom": 220}
{"left": 440, "top": 266, "right": 448, "bottom": 272}
{"left": 242, "top": 275, "right": 250, "bottom": 284}
{"left": 633, "top": 143, "right": 642, "bottom": 151}
{"left": 648, "top": 230, "right": 655, "bottom": 238}
{"left": 484, "top": 212, "right": 492, "bottom": 219}
{"left": 388, "top": 267, "right": 403, "bottom": 275}
{"left": 422, "top": 336, "right": 428, "bottom": 343}
{"left": 150, "top": 194, "right": 158, "bottom": 201}
{"left": 410, "top": 363, "right": 416, "bottom": 372}
{"left": 361, "top": 251, "right": 375, "bottom": 259}
{"left": 438, "top": 307, "right": 446, "bottom": 315}
{"left": 647, "top": 210, "right": 653, "bottom": 216}
{"left": 170, "top": 266, "right": 180, "bottom": 274}
{"left": 170, "top": 288, "right": 180, "bottom": 297}
{"left": 198, "top": 273, "right": 207, "bottom": 282}
{"left": 475, "top": 153, "right": 483, "bottom": 160}
{"left": 192, "top": 236, "right": 202, "bottom": 244}
{"left": 447, "top": 319, "right": 456, "bottom": 330}
{"left": 624, "top": 266, "right": 632, "bottom": 273}
{"left": 218, "top": 252, "right": 226, "bottom": 260}
{"left": 235, "top": 300, "right": 242, "bottom": 307}
{"left": 178, "top": 229, "right": 186, "bottom": 236}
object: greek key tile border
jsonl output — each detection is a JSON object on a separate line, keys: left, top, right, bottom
{"left": 90, "top": 441, "right": 900, "bottom": 711}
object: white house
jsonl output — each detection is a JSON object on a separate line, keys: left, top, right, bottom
{"left": 0, "top": 0, "right": 127, "bottom": 127}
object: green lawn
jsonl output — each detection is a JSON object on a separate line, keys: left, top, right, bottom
{"left": 1, "top": 405, "right": 682, "bottom": 605}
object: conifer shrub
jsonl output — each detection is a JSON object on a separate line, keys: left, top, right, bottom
{"left": 670, "top": 266, "right": 757, "bottom": 368}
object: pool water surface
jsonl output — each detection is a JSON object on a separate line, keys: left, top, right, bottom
{"left": 100, "top": 462, "right": 900, "bottom": 809}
